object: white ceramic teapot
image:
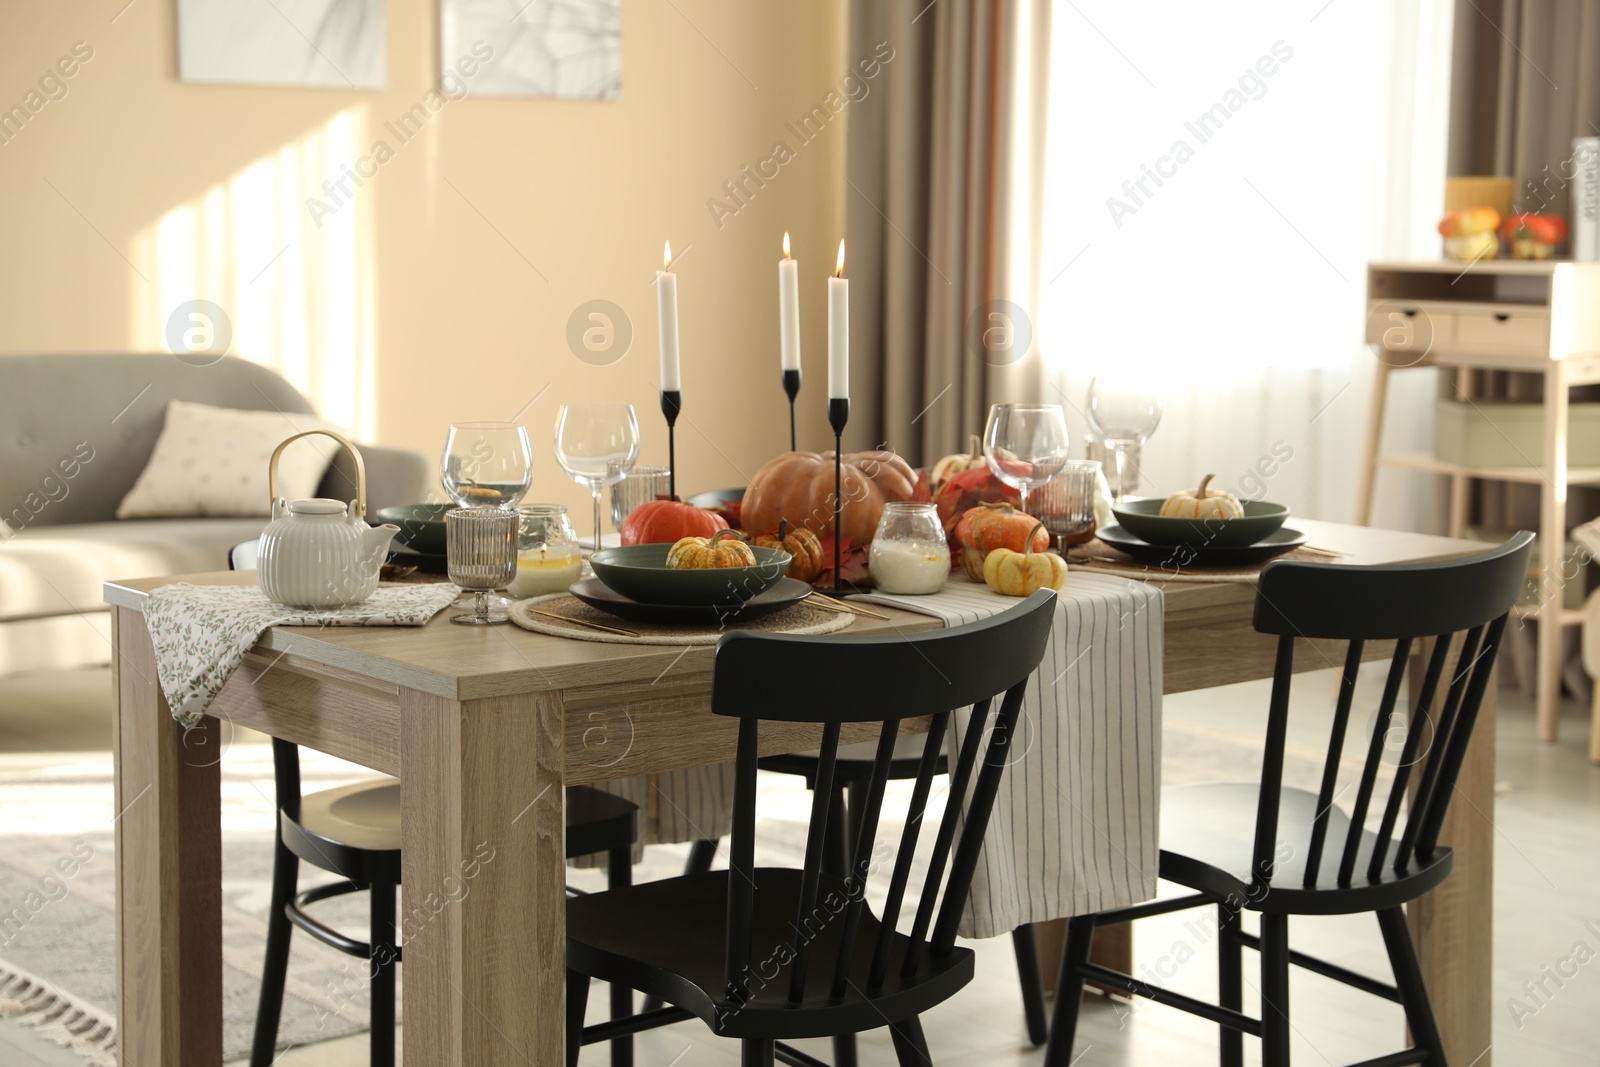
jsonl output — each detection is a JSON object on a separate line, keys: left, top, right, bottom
{"left": 257, "top": 430, "right": 400, "bottom": 610}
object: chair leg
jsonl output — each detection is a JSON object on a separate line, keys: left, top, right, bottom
{"left": 368, "top": 879, "right": 397, "bottom": 1067}
{"left": 889, "top": 1015, "right": 932, "bottom": 1066}
{"left": 567, "top": 970, "right": 589, "bottom": 1067}
{"left": 606, "top": 846, "right": 634, "bottom": 1067}
{"left": 1042, "top": 916, "right": 1095, "bottom": 1067}
{"left": 684, "top": 837, "right": 719, "bottom": 875}
{"left": 1377, "top": 907, "right": 1448, "bottom": 1064}
{"left": 741, "top": 1038, "right": 775, "bottom": 1066}
{"left": 823, "top": 785, "right": 851, "bottom": 879}
{"left": 1258, "top": 913, "right": 1291, "bottom": 1067}
{"left": 249, "top": 839, "right": 299, "bottom": 1067}
{"left": 1011, "top": 925, "right": 1050, "bottom": 1046}
{"left": 827, "top": 784, "right": 858, "bottom": 1067}
{"left": 1218, "top": 904, "right": 1244, "bottom": 1067}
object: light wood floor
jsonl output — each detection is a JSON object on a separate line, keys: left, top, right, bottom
{"left": 0, "top": 668, "right": 1595, "bottom": 1065}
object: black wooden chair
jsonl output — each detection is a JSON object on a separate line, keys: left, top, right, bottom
{"left": 759, "top": 742, "right": 1053, "bottom": 1053}
{"left": 564, "top": 588, "right": 1057, "bottom": 1067}
{"left": 674, "top": 486, "right": 1048, "bottom": 1054}
{"left": 1043, "top": 532, "right": 1533, "bottom": 1067}
{"left": 229, "top": 543, "right": 642, "bottom": 1067}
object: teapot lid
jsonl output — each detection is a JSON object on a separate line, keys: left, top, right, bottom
{"left": 286, "top": 498, "right": 349, "bottom": 516}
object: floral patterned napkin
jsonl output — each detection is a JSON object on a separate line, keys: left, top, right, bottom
{"left": 142, "top": 582, "right": 460, "bottom": 726}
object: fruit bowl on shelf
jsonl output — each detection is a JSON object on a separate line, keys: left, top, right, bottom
{"left": 587, "top": 544, "right": 792, "bottom": 605}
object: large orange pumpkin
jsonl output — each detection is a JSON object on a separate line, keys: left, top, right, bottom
{"left": 742, "top": 450, "right": 918, "bottom": 545}
{"left": 619, "top": 499, "right": 729, "bottom": 545}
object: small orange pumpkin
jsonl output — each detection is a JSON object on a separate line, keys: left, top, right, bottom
{"left": 751, "top": 524, "right": 825, "bottom": 582}
{"left": 982, "top": 520, "right": 1068, "bottom": 596}
{"left": 666, "top": 529, "right": 758, "bottom": 570}
{"left": 954, "top": 501, "right": 1049, "bottom": 580}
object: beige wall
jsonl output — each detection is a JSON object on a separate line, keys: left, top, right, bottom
{"left": 0, "top": 1, "right": 849, "bottom": 517}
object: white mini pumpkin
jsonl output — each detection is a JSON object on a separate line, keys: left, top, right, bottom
{"left": 1160, "top": 474, "right": 1244, "bottom": 520}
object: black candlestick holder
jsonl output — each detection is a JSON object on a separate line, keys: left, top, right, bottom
{"left": 828, "top": 396, "right": 849, "bottom": 594}
{"left": 782, "top": 369, "right": 800, "bottom": 452}
{"left": 660, "top": 389, "right": 681, "bottom": 501}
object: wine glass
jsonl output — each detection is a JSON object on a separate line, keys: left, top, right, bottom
{"left": 611, "top": 465, "right": 669, "bottom": 532}
{"left": 553, "top": 403, "right": 641, "bottom": 551}
{"left": 441, "top": 422, "right": 533, "bottom": 509}
{"left": 982, "top": 403, "right": 1071, "bottom": 514}
{"left": 1085, "top": 378, "right": 1162, "bottom": 502}
{"left": 1033, "top": 460, "right": 1102, "bottom": 553}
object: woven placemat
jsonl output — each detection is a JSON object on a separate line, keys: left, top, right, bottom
{"left": 508, "top": 592, "right": 855, "bottom": 644}
{"left": 1069, "top": 540, "right": 1338, "bottom": 584}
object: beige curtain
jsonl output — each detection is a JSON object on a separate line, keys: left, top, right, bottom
{"left": 1449, "top": 0, "right": 1600, "bottom": 207}
{"left": 844, "top": 0, "right": 1048, "bottom": 464}
{"left": 1448, "top": 0, "right": 1600, "bottom": 697}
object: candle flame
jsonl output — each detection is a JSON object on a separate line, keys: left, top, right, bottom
{"left": 662, "top": 240, "right": 672, "bottom": 270}
{"left": 782, "top": 231, "right": 791, "bottom": 258}
{"left": 835, "top": 239, "right": 846, "bottom": 277}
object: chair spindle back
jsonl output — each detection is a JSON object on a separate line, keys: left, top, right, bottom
{"left": 1248, "top": 533, "right": 1531, "bottom": 892}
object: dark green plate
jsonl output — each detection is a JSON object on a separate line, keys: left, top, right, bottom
{"left": 1111, "top": 498, "right": 1290, "bottom": 549}
{"left": 1097, "top": 523, "right": 1306, "bottom": 566}
{"left": 570, "top": 577, "right": 812, "bottom": 624}
{"left": 588, "top": 543, "right": 792, "bottom": 605}
{"left": 376, "top": 503, "right": 453, "bottom": 555}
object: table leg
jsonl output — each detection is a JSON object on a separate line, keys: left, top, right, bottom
{"left": 1538, "top": 362, "right": 1569, "bottom": 741}
{"left": 401, "top": 688, "right": 566, "bottom": 1065}
{"left": 1408, "top": 642, "right": 1495, "bottom": 1066}
{"left": 1036, "top": 918, "right": 1131, "bottom": 999}
{"left": 111, "top": 605, "right": 222, "bottom": 1065}
{"left": 1355, "top": 358, "right": 1391, "bottom": 526}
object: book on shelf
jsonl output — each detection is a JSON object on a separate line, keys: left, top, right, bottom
{"left": 1574, "top": 137, "right": 1599, "bottom": 261}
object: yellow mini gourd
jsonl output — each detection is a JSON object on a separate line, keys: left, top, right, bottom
{"left": 982, "top": 521, "right": 1068, "bottom": 597}
{"left": 1159, "top": 474, "right": 1244, "bottom": 520}
{"left": 665, "top": 529, "right": 758, "bottom": 569}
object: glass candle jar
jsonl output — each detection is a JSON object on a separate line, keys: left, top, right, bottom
{"left": 869, "top": 502, "right": 950, "bottom": 595}
{"left": 508, "top": 504, "right": 582, "bottom": 597}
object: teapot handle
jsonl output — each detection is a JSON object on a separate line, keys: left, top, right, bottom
{"left": 267, "top": 429, "right": 368, "bottom": 518}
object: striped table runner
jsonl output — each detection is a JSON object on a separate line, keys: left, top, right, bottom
{"left": 589, "top": 572, "right": 1163, "bottom": 939}
{"left": 856, "top": 573, "right": 1163, "bottom": 938}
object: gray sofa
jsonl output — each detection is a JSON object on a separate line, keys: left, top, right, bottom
{"left": 0, "top": 353, "right": 430, "bottom": 677}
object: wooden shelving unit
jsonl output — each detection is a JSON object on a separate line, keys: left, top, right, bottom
{"left": 1358, "top": 259, "right": 1600, "bottom": 741}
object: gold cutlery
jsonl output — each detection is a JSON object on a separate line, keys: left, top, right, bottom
{"left": 811, "top": 592, "right": 892, "bottom": 619}
{"left": 526, "top": 609, "right": 641, "bottom": 637}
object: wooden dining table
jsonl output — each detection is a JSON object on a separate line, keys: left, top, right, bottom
{"left": 105, "top": 518, "right": 1498, "bottom": 1065}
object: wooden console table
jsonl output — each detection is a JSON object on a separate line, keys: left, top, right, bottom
{"left": 1357, "top": 258, "right": 1600, "bottom": 742}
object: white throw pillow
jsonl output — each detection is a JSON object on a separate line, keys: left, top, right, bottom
{"left": 116, "top": 401, "right": 337, "bottom": 518}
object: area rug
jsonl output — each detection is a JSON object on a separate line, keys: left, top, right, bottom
{"left": 0, "top": 744, "right": 388, "bottom": 1064}
{"left": 0, "top": 664, "right": 1383, "bottom": 1064}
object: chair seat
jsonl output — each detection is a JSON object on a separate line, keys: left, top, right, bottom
{"left": 760, "top": 734, "right": 948, "bottom": 784}
{"left": 567, "top": 868, "right": 973, "bottom": 1040}
{"left": 1158, "top": 783, "right": 1454, "bottom": 916}
{"left": 282, "top": 780, "right": 637, "bottom": 884}
{"left": 300, "top": 779, "right": 402, "bottom": 850}
{"left": 564, "top": 785, "right": 639, "bottom": 859}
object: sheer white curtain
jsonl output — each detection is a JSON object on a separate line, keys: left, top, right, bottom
{"left": 1033, "top": 0, "right": 1454, "bottom": 527}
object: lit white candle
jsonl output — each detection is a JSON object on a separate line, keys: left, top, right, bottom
{"left": 828, "top": 239, "right": 848, "bottom": 399}
{"left": 779, "top": 232, "right": 800, "bottom": 373}
{"left": 656, "top": 240, "right": 681, "bottom": 392}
